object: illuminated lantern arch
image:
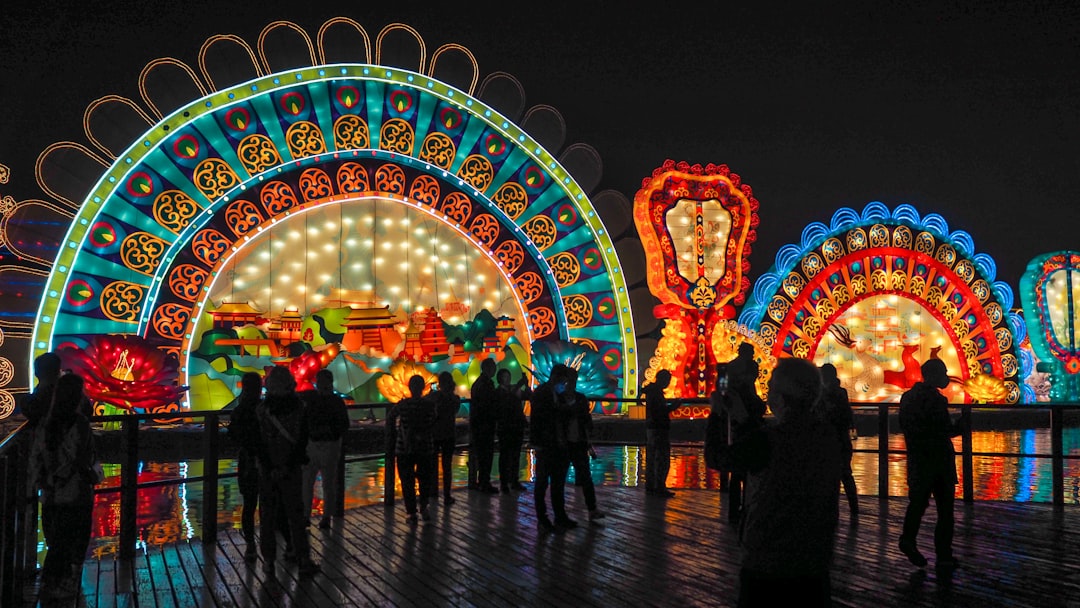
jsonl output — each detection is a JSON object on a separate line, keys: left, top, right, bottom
{"left": 740, "top": 202, "right": 1023, "bottom": 403}
{"left": 7, "top": 19, "right": 636, "bottom": 412}
{"left": 1020, "top": 251, "right": 1080, "bottom": 402}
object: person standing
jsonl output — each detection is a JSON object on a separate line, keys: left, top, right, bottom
{"left": 725, "top": 359, "right": 767, "bottom": 523}
{"left": 898, "top": 359, "right": 962, "bottom": 570}
{"left": 496, "top": 368, "right": 529, "bottom": 493}
{"left": 642, "top": 369, "right": 678, "bottom": 497}
{"left": 469, "top": 358, "right": 499, "bottom": 493}
{"left": 21, "top": 351, "right": 63, "bottom": 428}
{"left": 302, "top": 369, "right": 351, "bottom": 530}
{"left": 723, "top": 358, "right": 842, "bottom": 607}
{"left": 388, "top": 375, "right": 437, "bottom": 522}
{"left": 530, "top": 364, "right": 577, "bottom": 532}
{"left": 28, "top": 373, "right": 96, "bottom": 601}
{"left": 566, "top": 368, "right": 605, "bottom": 521}
{"left": 430, "top": 371, "right": 462, "bottom": 504}
{"left": 818, "top": 363, "right": 859, "bottom": 520}
{"left": 228, "top": 372, "right": 264, "bottom": 559}
{"left": 256, "top": 366, "right": 319, "bottom": 577}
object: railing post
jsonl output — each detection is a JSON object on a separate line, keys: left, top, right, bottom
{"left": 335, "top": 441, "right": 346, "bottom": 518}
{"left": 961, "top": 405, "right": 974, "bottom": 503}
{"left": 119, "top": 416, "right": 139, "bottom": 560}
{"left": 1052, "top": 405, "right": 1064, "bottom": 508}
{"left": 878, "top": 403, "right": 889, "bottom": 499}
{"left": 384, "top": 416, "right": 395, "bottom": 506}
{"left": 202, "top": 413, "right": 219, "bottom": 540}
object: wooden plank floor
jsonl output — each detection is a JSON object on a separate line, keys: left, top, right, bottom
{"left": 24, "top": 486, "right": 1080, "bottom": 607}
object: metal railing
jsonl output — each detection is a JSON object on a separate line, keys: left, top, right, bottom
{"left": 2, "top": 399, "right": 1080, "bottom": 603}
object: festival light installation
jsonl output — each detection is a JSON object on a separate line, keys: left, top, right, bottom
{"left": 1020, "top": 251, "right": 1080, "bottom": 402}
{"left": 56, "top": 334, "right": 187, "bottom": 414}
{"left": 633, "top": 160, "right": 762, "bottom": 400}
{"left": 740, "top": 202, "right": 1024, "bottom": 403}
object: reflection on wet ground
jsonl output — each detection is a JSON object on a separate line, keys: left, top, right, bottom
{"left": 70, "top": 427, "right": 1080, "bottom": 557}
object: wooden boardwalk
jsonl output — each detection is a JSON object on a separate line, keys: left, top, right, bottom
{"left": 24, "top": 486, "right": 1080, "bottom": 607}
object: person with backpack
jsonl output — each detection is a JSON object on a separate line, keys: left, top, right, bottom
{"left": 28, "top": 373, "right": 96, "bottom": 601}
{"left": 255, "top": 366, "right": 320, "bottom": 577}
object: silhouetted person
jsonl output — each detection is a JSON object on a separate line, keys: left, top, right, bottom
{"left": 728, "top": 343, "right": 760, "bottom": 394}
{"left": 724, "top": 359, "right": 767, "bottom": 523}
{"left": 256, "top": 366, "right": 319, "bottom": 577}
{"left": 228, "top": 372, "right": 264, "bottom": 560}
{"left": 898, "top": 359, "right": 961, "bottom": 570}
{"left": 495, "top": 368, "right": 528, "bottom": 493}
{"left": 302, "top": 369, "right": 350, "bottom": 529}
{"left": 530, "top": 364, "right": 577, "bottom": 532}
{"left": 28, "top": 373, "right": 95, "bottom": 601}
{"left": 469, "top": 358, "right": 499, "bottom": 493}
{"left": 818, "top": 363, "right": 859, "bottom": 519}
{"left": 723, "top": 358, "right": 842, "bottom": 607}
{"left": 389, "top": 375, "right": 437, "bottom": 522}
{"left": 643, "top": 369, "right": 678, "bottom": 497}
{"left": 22, "top": 351, "right": 63, "bottom": 428}
{"left": 430, "top": 371, "right": 462, "bottom": 504}
{"left": 566, "top": 368, "right": 605, "bottom": 521}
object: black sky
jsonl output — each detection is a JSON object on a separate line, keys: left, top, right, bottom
{"left": 2, "top": 0, "right": 1078, "bottom": 291}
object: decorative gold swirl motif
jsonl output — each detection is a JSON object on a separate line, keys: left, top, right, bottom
{"left": 101, "top": 281, "right": 146, "bottom": 323}
{"left": 375, "top": 163, "right": 406, "bottom": 194}
{"left": 801, "top": 253, "right": 823, "bottom": 278}
{"left": 870, "top": 269, "right": 888, "bottom": 290}
{"left": 379, "top": 118, "right": 415, "bottom": 154}
{"left": 152, "top": 190, "right": 200, "bottom": 235}
{"left": 337, "top": 162, "right": 370, "bottom": 193}
{"left": 821, "top": 237, "right": 844, "bottom": 263}
{"left": 515, "top": 272, "right": 543, "bottom": 303}
{"left": 457, "top": 154, "right": 494, "bottom": 191}
{"left": 440, "top": 192, "right": 472, "bottom": 224}
{"left": 935, "top": 244, "right": 957, "bottom": 267}
{"left": 237, "top": 134, "right": 282, "bottom": 175}
{"left": 523, "top": 215, "right": 558, "bottom": 251}
{"left": 850, "top": 274, "right": 867, "bottom": 296}
{"left": 528, "top": 307, "right": 557, "bottom": 339}
{"left": 333, "top": 115, "right": 370, "bottom": 150}
{"left": 689, "top": 276, "right": 716, "bottom": 308}
{"left": 563, "top": 294, "right": 593, "bottom": 328}
{"left": 868, "top": 224, "right": 889, "bottom": 248}
{"left": 152, "top": 303, "right": 191, "bottom": 340}
{"left": 893, "top": 225, "right": 913, "bottom": 249}
{"left": 757, "top": 323, "right": 778, "bottom": 347}
{"left": 549, "top": 252, "right": 581, "bottom": 288}
{"left": 0, "top": 163, "right": 8, "bottom": 184}
{"left": 492, "top": 182, "right": 528, "bottom": 220}
{"left": 224, "top": 199, "right": 263, "bottom": 238}
{"left": 0, "top": 390, "right": 13, "bottom": 419}
{"left": 260, "top": 181, "right": 299, "bottom": 216}
{"left": 961, "top": 338, "right": 978, "bottom": 359}
{"left": 926, "top": 285, "right": 943, "bottom": 307}
{"left": 419, "top": 132, "right": 456, "bottom": 169}
{"left": 791, "top": 338, "right": 811, "bottom": 359}
{"left": 570, "top": 338, "right": 598, "bottom": 351}
{"left": 832, "top": 285, "right": 850, "bottom": 306}
{"left": 984, "top": 302, "right": 1003, "bottom": 325}
{"left": 1005, "top": 381, "right": 1020, "bottom": 403}
{"left": 971, "top": 280, "right": 991, "bottom": 303}
{"left": 469, "top": 215, "right": 499, "bottom": 247}
{"left": 285, "top": 121, "right": 327, "bottom": 159}
{"left": 954, "top": 259, "right": 975, "bottom": 284}
{"left": 1001, "top": 353, "right": 1019, "bottom": 377}
{"left": 167, "top": 264, "right": 209, "bottom": 302}
{"left": 121, "top": 232, "right": 167, "bottom": 276}
{"left": 803, "top": 316, "right": 821, "bottom": 340}
{"left": 890, "top": 270, "right": 908, "bottom": 291}
{"left": 0, "top": 357, "right": 14, "bottom": 387}
{"left": 193, "top": 158, "right": 240, "bottom": 201}
{"left": 299, "top": 168, "right": 334, "bottom": 201}
{"left": 909, "top": 275, "right": 926, "bottom": 297}
{"left": 191, "top": 229, "right": 231, "bottom": 267}
{"left": 767, "top": 295, "right": 789, "bottom": 323}
{"left": 782, "top": 272, "right": 805, "bottom": 299}
{"left": 914, "top": 232, "right": 936, "bottom": 255}
{"left": 815, "top": 298, "right": 835, "bottom": 319}
{"left": 492, "top": 241, "right": 525, "bottom": 274}
{"left": 0, "top": 195, "right": 15, "bottom": 217}
{"left": 995, "top": 327, "right": 1013, "bottom": 351}
{"left": 408, "top": 175, "right": 440, "bottom": 206}
{"left": 940, "top": 300, "right": 958, "bottom": 322}
{"left": 846, "top": 228, "right": 867, "bottom": 251}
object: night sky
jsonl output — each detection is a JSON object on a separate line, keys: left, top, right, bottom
{"left": 2, "top": 1, "right": 1078, "bottom": 291}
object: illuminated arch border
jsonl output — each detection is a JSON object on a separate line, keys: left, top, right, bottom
{"left": 1020, "top": 251, "right": 1080, "bottom": 402}
{"left": 740, "top": 202, "right": 1024, "bottom": 403}
{"left": 31, "top": 65, "right": 636, "bottom": 396}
